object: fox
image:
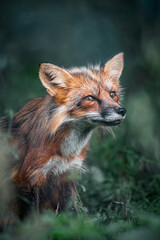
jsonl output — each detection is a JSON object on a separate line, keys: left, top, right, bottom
{"left": 1, "top": 53, "right": 126, "bottom": 220}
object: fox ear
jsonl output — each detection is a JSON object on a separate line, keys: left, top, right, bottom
{"left": 104, "top": 53, "right": 124, "bottom": 80}
{"left": 39, "top": 63, "right": 72, "bottom": 96}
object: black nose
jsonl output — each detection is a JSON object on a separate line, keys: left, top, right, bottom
{"left": 118, "top": 107, "right": 126, "bottom": 117}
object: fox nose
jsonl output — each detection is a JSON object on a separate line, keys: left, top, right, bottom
{"left": 118, "top": 107, "right": 126, "bottom": 117}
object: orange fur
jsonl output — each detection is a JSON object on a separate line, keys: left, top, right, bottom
{"left": 1, "top": 53, "right": 126, "bottom": 220}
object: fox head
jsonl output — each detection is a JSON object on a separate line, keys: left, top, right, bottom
{"left": 39, "top": 53, "right": 126, "bottom": 133}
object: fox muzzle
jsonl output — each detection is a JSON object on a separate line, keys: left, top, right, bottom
{"left": 101, "top": 106, "right": 126, "bottom": 119}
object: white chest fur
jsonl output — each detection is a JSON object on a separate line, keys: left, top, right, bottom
{"left": 42, "top": 127, "right": 92, "bottom": 176}
{"left": 60, "top": 128, "right": 92, "bottom": 157}
{"left": 42, "top": 156, "right": 85, "bottom": 176}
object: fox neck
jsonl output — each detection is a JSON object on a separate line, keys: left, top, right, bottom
{"left": 39, "top": 121, "right": 93, "bottom": 179}
{"left": 60, "top": 121, "right": 93, "bottom": 157}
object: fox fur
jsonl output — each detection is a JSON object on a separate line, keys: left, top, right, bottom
{"left": 1, "top": 53, "right": 126, "bottom": 219}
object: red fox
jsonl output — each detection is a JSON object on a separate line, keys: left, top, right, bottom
{"left": 1, "top": 53, "right": 126, "bottom": 219}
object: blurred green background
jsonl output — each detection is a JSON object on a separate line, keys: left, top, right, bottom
{"left": 0, "top": 0, "right": 160, "bottom": 239}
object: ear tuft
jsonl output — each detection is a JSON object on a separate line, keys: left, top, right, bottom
{"left": 39, "top": 63, "right": 72, "bottom": 96}
{"left": 104, "top": 53, "right": 124, "bottom": 79}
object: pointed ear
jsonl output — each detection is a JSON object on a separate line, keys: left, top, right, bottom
{"left": 39, "top": 63, "right": 72, "bottom": 96}
{"left": 104, "top": 53, "right": 124, "bottom": 79}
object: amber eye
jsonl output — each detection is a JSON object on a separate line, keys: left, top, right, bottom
{"left": 110, "top": 91, "right": 116, "bottom": 98}
{"left": 85, "top": 95, "right": 94, "bottom": 101}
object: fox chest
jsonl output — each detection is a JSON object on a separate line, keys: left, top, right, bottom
{"left": 42, "top": 155, "right": 84, "bottom": 176}
{"left": 60, "top": 129, "right": 91, "bottom": 157}
{"left": 43, "top": 130, "right": 91, "bottom": 175}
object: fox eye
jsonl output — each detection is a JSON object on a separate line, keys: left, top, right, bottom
{"left": 85, "top": 95, "right": 95, "bottom": 101}
{"left": 110, "top": 91, "right": 116, "bottom": 98}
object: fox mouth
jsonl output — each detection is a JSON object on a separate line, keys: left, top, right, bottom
{"left": 91, "top": 119, "right": 123, "bottom": 126}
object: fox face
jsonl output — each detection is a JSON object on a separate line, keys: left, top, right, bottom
{"left": 39, "top": 53, "right": 126, "bottom": 133}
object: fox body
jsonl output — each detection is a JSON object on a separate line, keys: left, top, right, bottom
{"left": 2, "top": 53, "right": 126, "bottom": 219}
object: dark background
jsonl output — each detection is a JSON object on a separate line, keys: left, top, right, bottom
{"left": 0, "top": 1, "right": 160, "bottom": 239}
